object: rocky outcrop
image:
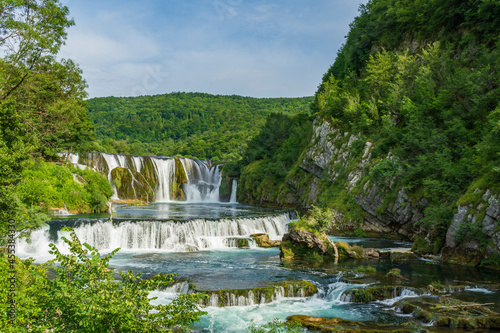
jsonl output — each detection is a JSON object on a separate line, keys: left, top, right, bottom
{"left": 395, "top": 296, "right": 500, "bottom": 330}
{"left": 280, "top": 228, "right": 382, "bottom": 262}
{"left": 342, "top": 286, "right": 419, "bottom": 303}
{"left": 287, "top": 118, "right": 500, "bottom": 266}
{"left": 297, "top": 119, "right": 428, "bottom": 240}
{"left": 287, "top": 315, "right": 420, "bottom": 332}
{"left": 250, "top": 233, "right": 281, "bottom": 247}
{"left": 111, "top": 167, "right": 155, "bottom": 202}
{"left": 280, "top": 228, "right": 338, "bottom": 261}
{"left": 443, "top": 190, "right": 500, "bottom": 266}
{"left": 289, "top": 296, "right": 500, "bottom": 331}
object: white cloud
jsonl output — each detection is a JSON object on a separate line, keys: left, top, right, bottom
{"left": 58, "top": 0, "right": 367, "bottom": 98}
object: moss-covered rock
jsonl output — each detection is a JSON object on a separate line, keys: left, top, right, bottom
{"left": 395, "top": 296, "right": 500, "bottom": 329}
{"left": 412, "top": 237, "right": 432, "bottom": 255}
{"left": 111, "top": 167, "right": 155, "bottom": 202}
{"left": 226, "top": 237, "right": 251, "bottom": 248}
{"left": 286, "top": 315, "right": 419, "bottom": 332}
{"left": 251, "top": 233, "right": 281, "bottom": 247}
{"left": 343, "top": 286, "right": 420, "bottom": 303}
{"left": 280, "top": 228, "right": 337, "bottom": 262}
{"left": 219, "top": 175, "right": 233, "bottom": 202}
{"left": 172, "top": 158, "right": 188, "bottom": 200}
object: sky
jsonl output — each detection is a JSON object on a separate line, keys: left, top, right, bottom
{"left": 58, "top": 0, "right": 367, "bottom": 99}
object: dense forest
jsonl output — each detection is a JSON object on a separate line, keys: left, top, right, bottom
{"left": 235, "top": 0, "right": 500, "bottom": 265}
{"left": 87, "top": 93, "right": 313, "bottom": 161}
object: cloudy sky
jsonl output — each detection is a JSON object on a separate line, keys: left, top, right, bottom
{"left": 59, "top": 0, "right": 366, "bottom": 99}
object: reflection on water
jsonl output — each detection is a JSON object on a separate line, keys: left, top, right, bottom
{"left": 60, "top": 202, "right": 288, "bottom": 221}
{"left": 112, "top": 202, "right": 286, "bottom": 220}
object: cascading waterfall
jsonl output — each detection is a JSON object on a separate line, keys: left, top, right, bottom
{"left": 200, "top": 283, "right": 317, "bottom": 308}
{"left": 17, "top": 214, "right": 289, "bottom": 255}
{"left": 180, "top": 158, "right": 221, "bottom": 202}
{"left": 65, "top": 152, "right": 231, "bottom": 203}
{"left": 151, "top": 157, "right": 175, "bottom": 202}
{"left": 101, "top": 153, "right": 127, "bottom": 199}
{"left": 230, "top": 179, "right": 238, "bottom": 203}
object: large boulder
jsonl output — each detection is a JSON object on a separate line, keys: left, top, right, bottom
{"left": 280, "top": 228, "right": 337, "bottom": 261}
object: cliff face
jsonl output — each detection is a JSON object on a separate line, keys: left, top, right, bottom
{"left": 443, "top": 190, "right": 500, "bottom": 266}
{"left": 279, "top": 118, "right": 499, "bottom": 265}
{"left": 236, "top": 0, "right": 499, "bottom": 267}
{"left": 290, "top": 119, "right": 428, "bottom": 240}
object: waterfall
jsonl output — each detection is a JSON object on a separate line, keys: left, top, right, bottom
{"left": 67, "top": 152, "right": 225, "bottom": 203}
{"left": 199, "top": 281, "right": 317, "bottom": 307}
{"left": 151, "top": 157, "right": 175, "bottom": 202}
{"left": 17, "top": 214, "right": 290, "bottom": 255}
{"left": 101, "top": 153, "right": 127, "bottom": 199}
{"left": 230, "top": 179, "right": 238, "bottom": 203}
{"left": 180, "top": 158, "right": 221, "bottom": 202}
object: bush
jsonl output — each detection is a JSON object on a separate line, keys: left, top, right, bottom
{"left": 16, "top": 159, "right": 113, "bottom": 215}
{"left": 353, "top": 227, "right": 367, "bottom": 238}
{"left": 412, "top": 237, "right": 432, "bottom": 255}
{"left": 2, "top": 228, "right": 207, "bottom": 332}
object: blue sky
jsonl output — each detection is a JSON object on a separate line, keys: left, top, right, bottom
{"left": 59, "top": 0, "right": 367, "bottom": 98}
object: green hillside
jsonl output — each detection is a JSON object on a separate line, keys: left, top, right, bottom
{"left": 235, "top": 0, "right": 500, "bottom": 264}
{"left": 87, "top": 92, "right": 313, "bottom": 161}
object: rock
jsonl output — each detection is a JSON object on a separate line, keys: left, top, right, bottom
{"left": 280, "top": 228, "right": 338, "bottom": 262}
{"left": 443, "top": 191, "right": 500, "bottom": 267}
{"left": 250, "top": 234, "right": 281, "bottom": 247}
{"left": 395, "top": 296, "right": 500, "bottom": 329}
{"left": 111, "top": 167, "right": 155, "bottom": 202}
{"left": 343, "top": 285, "right": 417, "bottom": 303}
{"left": 287, "top": 315, "right": 419, "bottom": 332}
{"left": 386, "top": 268, "right": 407, "bottom": 279}
{"left": 363, "top": 248, "right": 380, "bottom": 259}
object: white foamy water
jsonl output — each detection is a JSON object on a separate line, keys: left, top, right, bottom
{"left": 17, "top": 214, "right": 289, "bottom": 261}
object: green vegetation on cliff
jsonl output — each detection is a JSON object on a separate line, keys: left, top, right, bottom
{"left": 236, "top": 0, "right": 500, "bottom": 264}
{"left": 87, "top": 93, "right": 313, "bottom": 161}
{"left": 16, "top": 159, "right": 113, "bottom": 220}
{"left": 311, "top": 0, "right": 499, "bottom": 253}
{"left": 235, "top": 112, "right": 313, "bottom": 205}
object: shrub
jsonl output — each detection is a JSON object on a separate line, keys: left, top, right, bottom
{"left": 353, "top": 227, "right": 367, "bottom": 238}
{"left": 2, "top": 228, "right": 207, "bottom": 332}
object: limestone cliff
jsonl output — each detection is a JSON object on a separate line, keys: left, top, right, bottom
{"left": 262, "top": 118, "right": 499, "bottom": 266}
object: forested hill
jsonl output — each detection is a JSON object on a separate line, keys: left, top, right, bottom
{"left": 87, "top": 92, "right": 313, "bottom": 161}
{"left": 235, "top": 0, "right": 500, "bottom": 267}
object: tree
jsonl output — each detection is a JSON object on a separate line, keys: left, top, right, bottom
{"left": 0, "top": 0, "right": 94, "bottom": 236}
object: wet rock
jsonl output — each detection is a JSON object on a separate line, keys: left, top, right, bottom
{"left": 250, "top": 233, "right": 281, "bottom": 247}
{"left": 226, "top": 237, "right": 251, "bottom": 248}
{"left": 111, "top": 167, "right": 155, "bottom": 202}
{"left": 395, "top": 296, "right": 500, "bottom": 330}
{"left": 280, "top": 228, "right": 337, "bottom": 261}
{"left": 342, "top": 285, "right": 419, "bottom": 303}
{"left": 287, "top": 315, "right": 419, "bottom": 332}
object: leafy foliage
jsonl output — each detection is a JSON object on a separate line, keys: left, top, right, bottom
{"left": 0, "top": 0, "right": 95, "bottom": 236}
{"left": 237, "top": 112, "right": 313, "bottom": 205}
{"left": 15, "top": 159, "right": 113, "bottom": 218}
{"left": 1, "top": 228, "right": 207, "bottom": 332}
{"left": 87, "top": 93, "right": 313, "bottom": 161}
{"left": 311, "top": 0, "right": 499, "bottom": 241}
